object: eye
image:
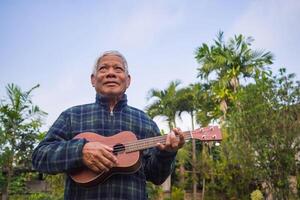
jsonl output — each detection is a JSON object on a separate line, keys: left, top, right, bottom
{"left": 98, "top": 65, "right": 107, "bottom": 73}
{"left": 114, "top": 65, "right": 125, "bottom": 73}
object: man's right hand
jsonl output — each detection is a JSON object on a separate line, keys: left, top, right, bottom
{"left": 82, "top": 142, "right": 118, "bottom": 173}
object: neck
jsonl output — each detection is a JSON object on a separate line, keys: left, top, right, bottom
{"left": 109, "top": 97, "right": 119, "bottom": 111}
{"left": 98, "top": 93, "right": 124, "bottom": 112}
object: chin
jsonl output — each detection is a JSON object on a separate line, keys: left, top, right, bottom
{"left": 102, "top": 92, "right": 123, "bottom": 98}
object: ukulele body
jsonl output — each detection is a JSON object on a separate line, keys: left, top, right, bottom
{"left": 70, "top": 131, "right": 141, "bottom": 187}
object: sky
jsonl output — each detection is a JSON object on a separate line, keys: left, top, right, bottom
{"left": 0, "top": 0, "right": 299, "bottom": 132}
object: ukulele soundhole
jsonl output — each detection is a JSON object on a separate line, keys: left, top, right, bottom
{"left": 113, "top": 143, "right": 125, "bottom": 155}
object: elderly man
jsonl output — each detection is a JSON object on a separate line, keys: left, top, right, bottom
{"left": 32, "top": 50, "right": 185, "bottom": 199}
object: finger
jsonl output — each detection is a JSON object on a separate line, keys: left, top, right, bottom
{"left": 85, "top": 155, "right": 107, "bottom": 173}
{"left": 172, "top": 127, "right": 180, "bottom": 135}
{"left": 156, "top": 142, "right": 165, "bottom": 151}
{"left": 170, "top": 130, "right": 177, "bottom": 138}
{"left": 89, "top": 164, "right": 101, "bottom": 173}
{"left": 171, "top": 140, "right": 179, "bottom": 149}
{"left": 93, "top": 160, "right": 110, "bottom": 172}
{"left": 173, "top": 128, "right": 185, "bottom": 147}
{"left": 100, "top": 148, "right": 118, "bottom": 164}
{"left": 170, "top": 131, "right": 179, "bottom": 148}
{"left": 169, "top": 131, "right": 177, "bottom": 142}
{"left": 97, "top": 157, "right": 116, "bottom": 171}
{"left": 102, "top": 144, "right": 114, "bottom": 152}
{"left": 178, "top": 131, "right": 185, "bottom": 144}
{"left": 165, "top": 132, "right": 172, "bottom": 146}
{"left": 173, "top": 128, "right": 183, "bottom": 137}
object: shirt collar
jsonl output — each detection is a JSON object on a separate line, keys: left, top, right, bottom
{"left": 95, "top": 93, "right": 128, "bottom": 111}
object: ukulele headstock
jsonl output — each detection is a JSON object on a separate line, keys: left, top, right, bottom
{"left": 192, "top": 126, "right": 222, "bottom": 141}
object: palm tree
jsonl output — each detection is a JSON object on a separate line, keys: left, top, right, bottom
{"left": 0, "top": 83, "right": 46, "bottom": 200}
{"left": 195, "top": 31, "right": 274, "bottom": 118}
{"left": 176, "top": 83, "right": 218, "bottom": 200}
{"left": 145, "top": 80, "right": 181, "bottom": 196}
{"left": 176, "top": 84, "right": 200, "bottom": 200}
{"left": 146, "top": 80, "right": 181, "bottom": 129}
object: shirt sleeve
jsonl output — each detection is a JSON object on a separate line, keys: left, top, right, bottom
{"left": 142, "top": 121, "right": 177, "bottom": 185}
{"left": 32, "top": 110, "right": 87, "bottom": 174}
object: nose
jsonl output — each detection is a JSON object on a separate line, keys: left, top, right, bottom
{"left": 106, "top": 67, "right": 117, "bottom": 78}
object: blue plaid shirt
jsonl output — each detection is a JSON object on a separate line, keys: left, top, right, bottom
{"left": 32, "top": 94, "right": 176, "bottom": 200}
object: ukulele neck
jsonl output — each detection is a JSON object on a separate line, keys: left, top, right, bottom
{"left": 125, "top": 131, "right": 192, "bottom": 153}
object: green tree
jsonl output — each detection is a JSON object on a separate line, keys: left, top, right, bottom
{"left": 225, "top": 68, "right": 300, "bottom": 199}
{"left": 45, "top": 174, "right": 65, "bottom": 200}
{"left": 193, "top": 32, "right": 275, "bottom": 199}
{"left": 176, "top": 83, "right": 209, "bottom": 199}
{"left": 146, "top": 80, "right": 181, "bottom": 129}
{"left": 0, "top": 83, "right": 46, "bottom": 200}
{"left": 195, "top": 31, "right": 273, "bottom": 118}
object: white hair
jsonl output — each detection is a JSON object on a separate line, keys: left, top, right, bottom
{"left": 92, "top": 50, "right": 129, "bottom": 75}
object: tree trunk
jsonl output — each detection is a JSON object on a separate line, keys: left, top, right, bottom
{"left": 2, "top": 186, "right": 9, "bottom": 200}
{"left": 202, "top": 178, "right": 205, "bottom": 200}
{"left": 3, "top": 139, "right": 15, "bottom": 200}
{"left": 179, "top": 164, "right": 185, "bottom": 186}
{"left": 2, "top": 166, "right": 12, "bottom": 200}
{"left": 191, "top": 112, "right": 197, "bottom": 200}
{"left": 2, "top": 193, "right": 8, "bottom": 200}
{"left": 192, "top": 139, "right": 197, "bottom": 200}
{"left": 201, "top": 144, "right": 206, "bottom": 200}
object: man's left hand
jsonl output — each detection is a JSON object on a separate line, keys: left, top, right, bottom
{"left": 157, "top": 128, "right": 185, "bottom": 152}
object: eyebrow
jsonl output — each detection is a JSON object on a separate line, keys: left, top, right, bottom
{"left": 97, "top": 64, "right": 126, "bottom": 71}
{"left": 98, "top": 63, "right": 124, "bottom": 67}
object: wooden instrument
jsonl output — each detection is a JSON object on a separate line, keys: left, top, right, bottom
{"left": 69, "top": 126, "right": 222, "bottom": 186}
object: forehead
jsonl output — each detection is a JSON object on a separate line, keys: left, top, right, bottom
{"left": 98, "top": 55, "right": 124, "bottom": 65}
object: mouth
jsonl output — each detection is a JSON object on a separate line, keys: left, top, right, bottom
{"left": 104, "top": 81, "right": 119, "bottom": 86}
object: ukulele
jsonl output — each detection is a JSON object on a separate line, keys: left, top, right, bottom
{"left": 69, "top": 126, "right": 222, "bottom": 187}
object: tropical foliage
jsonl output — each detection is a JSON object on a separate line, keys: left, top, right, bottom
{"left": 145, "top": 32, "right": 299, "bottom": 199}
{"left": 0, "top": 84, "right": 46, "bottom": 199}
{"left": 195, "top": 31, "right": 273, "bottom": 118}
{"left": 146, "top": 80, "right": 182, "bottom": 129}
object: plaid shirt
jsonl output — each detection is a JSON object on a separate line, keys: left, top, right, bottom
{"left": 32, "top": 94, "right": 176, "bottom": 200}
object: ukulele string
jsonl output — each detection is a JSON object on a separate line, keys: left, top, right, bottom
{"left": 112, "top": 132, "right": 193, "bottom": 152}
{"left": 111, "top": 135, "right": 167, "bottom": 153}
{"left": 111, "top": 132, "right": 193, "bottom": 153}
{"left": 115, "top": 134, "right": 171, "bottom": 152}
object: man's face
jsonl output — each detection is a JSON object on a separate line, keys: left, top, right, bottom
{"left": 91, "top": 55, "right": 131, "bottom": 98}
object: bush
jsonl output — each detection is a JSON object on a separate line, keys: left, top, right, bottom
{"left": 250, "top": 189, "right": 263, "bottom": 200}
{"left": 9, "top": 193, "right": 51, "bottom": 200}
{"left": 171, "top": 186, "right": 184, "bottom": 200}
{"left": 147, "top": 182, "right": 163, "bottom": 200}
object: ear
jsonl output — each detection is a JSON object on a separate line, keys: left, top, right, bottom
{"left": 91, "top": 74, "right": 96, "bottom": 87}
{"left": 126, "top": 74, "right": 131, "bottom": 88}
